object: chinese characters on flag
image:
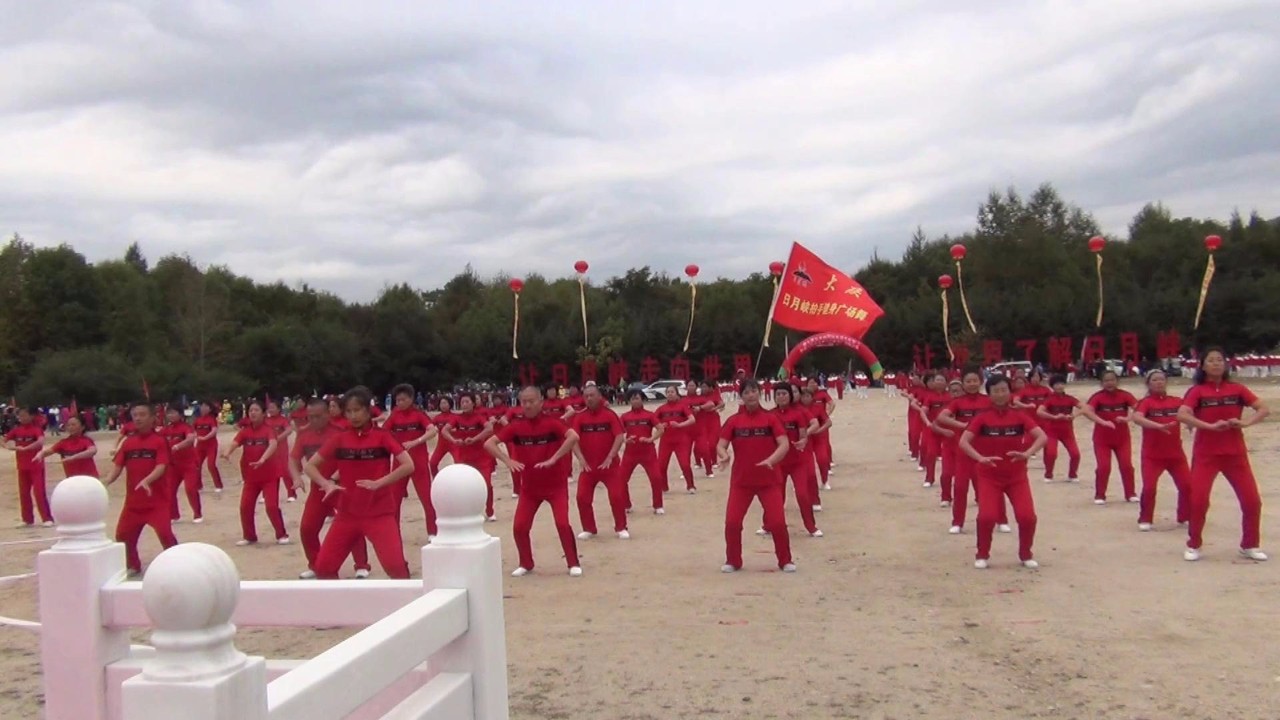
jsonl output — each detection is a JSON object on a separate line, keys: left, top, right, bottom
{"left": 769, "top": 242, "right": 885, "bottom": 341}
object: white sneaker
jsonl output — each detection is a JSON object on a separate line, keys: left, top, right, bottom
{"left": 1240, "top": 548, "right": 1269, "bottom": 561}
{"left": 687, "top": 488, "right": 697, "bottom": 495}
{"left": 755, "top": 528, "right": 769, "bottom": 536}
{"left": 974, "top": 559, "right": 989, "bottom": 569}
{"left": 1138, "top": 523, "right": 1153, "bottom": 532}
{"left": 214, "top": 488, "right": 223, "bottom": 494}
{"left": 1126, "top": 496, "right": 1139, "bottom": 503}
{"left": 721, "top": 564, "right": 738, "bottom": 573}
{"left": 287, "top": 497, "right": 296, "bottom": 503}
{"left": 486, "top": 515, "right": 497, "bottom": 523}
{"left": 172, "top": 517, "right": 183, "bottom": 524}
{"left": 511, "top": 567, "right": 530, "bottom": 577}
{"left": 810, "top": 530, "right": 824, "bottom": 538}
{"left": 427, "top": 535, "right": 437, "bottom": 544}
{"left": 998, "top": 524, "right": 1012, "bottom": 534}
{"left": 1022, "top": 559, "right": 1039, "bottom": 569}
{"left": 1093, "top": 499, "right": 1106, "bottom": 505}
{"left": 258, "top": 497, "right": 265, "bottom": 504}
{"left": 655, "top": 508, "right": 665, "bottom": 515}
{"left": 577, "top": 531, "right": 595, "bottom": 540}
{"left": 916, "top": 465, "right": 925, "bottom": 472}
{"left": 922, "top": 482, "right": 933, "bottom": 488}
{"left": 298, "top": 570, "right": 316, "bottom": 579}
{"left": 813, "top": 505, "right": 823, "bottom": 512}
{"left": 511, "top": 493, "right": 518, "bottom": 498}
{"left": 277, "top": 537, "right": 291, "bottom": 545}
{"left": 706, "top": 471, "right": 715, "bottom": 478}
{"left": 568, "top": 566, "right": 583, "bottom": 577}
{"left": 949, "top": 525, "right": 962, "bottom": 535}
{"left": 235, "top": 539, "right": 254, "bottom": 546}
{"left": 1068, "top": 477, "right": 1080, "bottom": 483}
{"left": 1183, "top": 548, "right": 1201, "bottom": 562}
{"left": 823, "top": 483, "right": 832, "bottom": 491}
{"left": 781, "top": 563, "right": 797, "bottom": 573}
{"left": 617, "top": 530, "right": 630, "bottom": 540}
{"left": 41, "top": 520, "right": 54, "bottom": 527}
{"left": 355, "top": 568, "right": 370, "bottom": 578}
{"left": 1043, "top": 477, "right": 1053, "bottom": 483}
{"left": 940, "top": 500, "right": 951, "bottom": 507}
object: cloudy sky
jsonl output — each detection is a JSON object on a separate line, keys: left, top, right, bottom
{"left": 3, "top": 1, "right": 1278, "bottom": 301}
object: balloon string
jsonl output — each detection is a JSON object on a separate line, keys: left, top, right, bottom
{"left": 579, "top": 278, "right": 589, "bottom": 347}
{"left": 1095, "top": 254, "right": 1104, "bottom": 327}
{"left": 942, "top": 290, "right": 953, "bottom": 361}
{"left": 956, "top": 261, "right": 977, "bottom": 333}
{"left": 1194, "top": 254, "right": 1216, "bottom": 329}
{"left": 512, "top": 293, "right": 520, "bottom": 359}
{"left": 762, "top": 277, "right": 780, "bottom": 348}
{"left": 683, "top": 282, "right": 697, "bottom": 352}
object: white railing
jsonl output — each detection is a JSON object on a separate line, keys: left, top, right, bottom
{"left": 30, "top": 465, "right": 509, "bottom": 720}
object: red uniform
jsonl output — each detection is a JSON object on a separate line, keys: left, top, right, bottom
{"left": 386, "top": 406, "right": 438, "bottom": 533}
{"left": 774, "top": 405, "right": 818, "bottom": 534}
{"left": 920, "top": 390, "right": 951, "bottom": 486}
{"left": 966, "top": 408, "right": 1039, "bottom": 562}
{"left": 6, "top": 423, "right": 51, "bottom": 525}
{"left": 313, "top": 425, "right": 409, "bottom": 579}
{"left": 690, "top": 391, "right": 723, "bottom": 477}
{"left": 160, "top": 421, "right": 201, "bottom": 521}
{"left": 428, "top": 410, "right": 457, "bottom": 476}
{"left": 48, "top": 435, "right": 99, "bottom": 479}
{"left": 1039, "top": 392, "right": 1082, "bottom": 480}
{"left": 656, "top": 400, "right": 696, "bottom": 492}
{"left": 906, "top": 383, "right": 925, "bottom": 461}
{"left": 944, "top": 393, "right": 1006, "bottom": 529}
{"left": 450, "top": 411, "right": 496, "bottom": 518}
{"left": 1086, "top": 389, "right": 1138, "bottom": 501}
{"left": 292, "top": 423, "right": 370, "bottom": 575}
{"left": 1134, "top": 393, "right": 1189, "bottom": 526}
{"left": 112, "top": 430, "right": 178, "bottom": 572}
{"left": 572, "top": 406, "right": 627, "bottom": 534}
{"left": 720, "top": 407, "right": 791, "bottom": 570}
{"left": 1181, "top": 382, "right": 1262, "bottom": 551}
{"left": 233, "top": 422, "right": 287, "bottom": 543}
{"left": 192, "top": 414, "right": 223, "bottom": 490}
{"left": 501, "top": 406, "right": 525, "bottom": 496}
{"left": 266, "top": 414, "right": 295, "bottom": 499}
{"left": 804, "top": 401, "right": 832, "bottom": 493}
{"left": 618, "top": 408, "right": 664, "bottom": 511}
{"left": 496, "top": 414, "right": 579, "bottom": 571}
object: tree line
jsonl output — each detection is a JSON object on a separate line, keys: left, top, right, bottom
{"left": 2, "top": 183, "right": 1276, "bottom": 406}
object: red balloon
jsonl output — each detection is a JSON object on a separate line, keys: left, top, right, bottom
{"left": 1087, "top": 236, "right": 1105, "bottom": 253}
{"left": 574, "top": 260, "right": 589, "bottom": 274}
{"left": 684, "top": 264, "right": 700, "bottom": 278}
{"left": 938, "top": 274, "right": 953, "bottom": 290}
{"left": 1204, "top": 234, "right": 1222, "bottom": 252}
{"left": 509, "top": 278, "right": 524, "bottom": 294}
{"left": 769, "top": 261, "right": 785, "bottom": 276}
{"left": 950, "top": 243, "right": 967, "bottom": 261}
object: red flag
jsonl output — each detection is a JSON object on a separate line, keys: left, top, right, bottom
{"left": 768, "top": 242, "right": 884, "bottom": 339}
{"left": 142, "top": 377, "right": 151, "bottom": 401}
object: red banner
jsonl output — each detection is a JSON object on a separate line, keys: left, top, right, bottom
{"left": 770, "top": 242, "right": 884, "bottom": 339}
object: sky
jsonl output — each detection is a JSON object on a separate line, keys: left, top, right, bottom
{"left": 2, "top": 0, "right": 1279, "bottom": 301}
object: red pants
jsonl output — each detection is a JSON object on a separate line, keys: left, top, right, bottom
{"left": 1186, "top": 453, "right": 1262, "bottom": 551}
{"left": 1092, "top": 431, "right": 1135, "bottom": 500}
{"left": 657, "top": 436, "right": 695, "bottom": 491}
{"left": 1043, "top": 423, "right": 1081, "bottom": 479}
{"left": 16, "top": 465, "right": 52, "bottom": 525}
{"left": 577, "top": 468, "right": 628, "bottom": 534}
{"left": 406, "top": 461, "right": 438, "bottom": 534}
{"left": 951, "top": 455, "right": 1007, "bottom": 528}
{"left": 618, "top": 448, "right": 663, "bottom": 510}
{"left": 939, "top": 441, "right": 957, "bottom": 503}
{"left": 457, "top": 454, "right": 495, "bottom": 518}
{"left": 239, "top": 477, "right": 287, "bottom": 542}
{"left": 428, "top": 442, "right": 454, "bottom": 477}
{"left": 907, "top": 409, "right": 922, "bottom": 459}
{"left": 168, "top": 464, "right": 202, "bottom": 520}
{"left": 693, "top": 422, "right": 715, "bottom": 476}
{"left": 512, "top": 486, "right": 580, "bottom": 570}
{"left": 779, "top": 461, "right": 818, "bottom": 534}
{"left": 810, "top": 434, "right": 831, "bottom": 485}
{"left": 974, "top": 468, "right": 1037, "bottom": 562}
{"left": 1139, "top": 455, "right": 1190, "bottom": 525}
{"left": 724, "top": 482, "right": 792, "bottom": 569}
{"left": 805, "top": 451, "right": 822, "bottom": 509}
{"left": 922, "top": 431, "right": 941, "bottom": 485}
{"left": 198, "top": 442, "right": 223, "bottom": 489}
{"left": 299, "top": 490, "right": 369, "bottom": 573}
{"left": 115, "top": 503, "right": 178, "bottom": 572}
{"left": 315, "top": 513, "right": 408, "bottom": 579}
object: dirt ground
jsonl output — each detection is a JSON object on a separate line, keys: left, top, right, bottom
{"left": 2, "top": 378, "right": 1279, "bottom": 719}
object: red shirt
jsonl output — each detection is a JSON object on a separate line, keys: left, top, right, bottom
{"left": 802, "top": 401, "right": 830, "bottom": 438}
{"left": 496, "top": 414, "right": 571, "bottom": 492}
{"left": 564, "top": 395, "right": 587, "bottom": 415}
{"left": 1017, "top": 385, "right": 1052, "bottom": 409}
{"left": 966, "top": 407, "right": 1037, "bottom": 475}
{"left": 266, "top": 414, "right": 292, "bottom": 454}
{"left": 719, "top": 407, "right": 786, "bottom": 488}
{"left": 1181, "top": 381, "right": 1259, "bottom": 457}
{"left": 1087, "top": 389, "right": 1137, "bottom": 438}
{"left": 449, "top": 411, "right": 491, "bottom": 463}
{"left": 385, "top": 407, "right": 433, "bottom": 463}
{"left": 5, "top": 423, "right": 43, "bottom": 470}
{"left": 542, "top": 398, "right": 567, "bottom": 419}
{"left": 160, "top": 422, "right": 197, "bottom": 468}
{"left": 113, "top": 430, "right": 171, "bottom": 510}
{"left": 1041, "top": 393, "right": 1081, "bottom": 425}
{"left": 619, "top": 409, "right": 659, "bottom": 450}
{"left": 192, "top": 415, "right": 219, "bottom": 445}
{"left": 119, "top": 421, "right": 138, "bottom": 438}
{"left": 656, "top": 400, "right": 694, "bottom": 440}
{"left": 318, "top": 425, "right": 405, "bottom": 517}
{"left": 50, "top": 435, "right": 98, "bottom": 478}
{"left": 571, "top": 406, "right": 623, "bottom": 468}
{"left": 291, "top": 423, "right": 338, "bottom": 478}
{"left": 944, "top": 393, "right": 993, "bottom": 445}
{"left": 773, "top": 405, "right": 813, "bottom": 466}
{"left": 1135, "top": 393, "right": 1185, "bottom": 460}
{"left": 289, "top": 406, "right": 308, "bottom": 427}
{"left": 329, "top": 416, "right": 352, "bottom": 432}
{"left": 431, "top": 411, "right": 457, "bottom": 449}
{"left": 922, "top": 390, "right": 951, "bottom": 423}
{"left": 812, "top": 389, "right": 834, "bottom": 412}
{"left": 232, "top": 422, "right": 276, "bottom": 468}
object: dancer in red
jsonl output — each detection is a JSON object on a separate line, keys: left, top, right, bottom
{"left": 906, "top": 373, "right": 926, "bottom": 467}
{"left": 3, "top": 407, "right": 51, "bottom": 526}
{"left": 291, "top": 397, "right": 371, "bottom": 579}
{"left": 1085, "top": 371, "right": 1138, "bottom": 504}
{"left": 717, "top": 380, "right": 793, "bottom": 573}
{"left": 193, "top": 401, "right": 223, "bottom": 492}
{"left": 1036, "top": 376, "right": 1088, "bottom": 482}
{"left": 935, "top": 369, "right": 1008, "bottom": 535}
{"left": 692, "top": 380, "right": 725, "bottom": 478}
{"left": 221, "top": 400, "right": 288, "bottom": 545}
{"left": 798, "top": 388, "right": 833, "bottom": 495}
{"left": 959, "top": 375, "right": 1048, "bottom": 569}
{"left": 266, "top": 401, "right": 296, "bottom": 502}
{"left": 103, "top": 401, "right": 177, "bottom": 576}
{"left": 656, "top": 386, "right": 697, "bottom": 493}
{"left": 485, "top": 386, "right": 582, "bottom": 577}
{"left": 1177, "top": 347, "right": 1271, "bottom": 562}
{"left": 160, "top": 406, "right": 201, "bottom": 524}
{"left": 918, "top": 372, "right": 950, "bottom": 488}
{"left": 428, "top": 397, "right": 457, "bottom": 476}
{"left": 36, "top": 415, "right": 99, "bottom": 479}
{"left": 571, "top": 385, "right": 629, "bottom": 540}
{"left": 618, "top": 390, "right": 665, "bottom": 514}
{"left": 327, "top": 397, "right": 352, "bottom": 431}
{"left": 1013, "top": 370, "right": 1053, "bottom": 465}
{"left": 1131, "top": 370, "right": 1189, "bottom": 531}
{"left": 442, "top": 393, "right": 495, "bottom": 521}
{"left": 386, "top": 384, "right": 439, "bottom": 533}
{"left": 771, "top": 385, "right": 821, "bottom": 537}
{"left": 306, "top": 387, "right": 414, "bottom": 579}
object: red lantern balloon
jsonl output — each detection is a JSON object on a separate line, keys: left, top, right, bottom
{"left": 769, "top": 261, "right": 785, "bottom": 277}
{"left": 938, "top": 274, "right": 953, "bottom": 290}
{"left": 1204, "top": 234, "right": 1222, "bottom": 252}
{"left": 950, "top": 243, "right": 967, "bottom": 261}
{"left": 1087, "top": 236, "right": 1105, "bottom": 253}
{"left": 684, "top": 264, "right": 699, "bottom": 279}
{"left": 574, "top": 260, "right": 589, "bottom": 275}
{"left": 509, "top": 278, "right": 524, "bottom": 294}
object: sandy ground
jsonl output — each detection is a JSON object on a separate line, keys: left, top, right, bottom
{"left": 2, "top": 378, "right": 1279, "bottom": 719}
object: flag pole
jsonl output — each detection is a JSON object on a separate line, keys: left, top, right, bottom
{"left": 754, "top": 260, "right": 788, "bottom": 377}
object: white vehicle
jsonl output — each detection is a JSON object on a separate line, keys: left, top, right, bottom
{"left": 988, "top": 361, "right": 1033, "bottom": 378}
{"left": 639, "top": 379, "right": 690, "bottom": 401}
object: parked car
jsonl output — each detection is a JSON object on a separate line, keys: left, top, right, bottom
{"left": 988, "top": 361, "right": 1033, "bottom": 378}
{"left": 638, "top": 379, "right": 690, "bottom": 401}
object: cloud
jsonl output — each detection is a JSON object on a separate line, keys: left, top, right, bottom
{"left": 1, "top": 0, "right": 1278, "bottom": 300}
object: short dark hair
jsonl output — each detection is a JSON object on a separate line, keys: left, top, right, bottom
{"left": 1049, "top": 374, "right": 1068, "bottom": 387}
{"left": 306, "top": 396, "right": 327, "bottom": 409}
{"left": 342, "top": 386, "right": 373, "bottom": 409}
{"left": 740, "top": 379, "right": 761, "bottom": 394}
{"left": 961, "top": 366, "right": 982, "bottom": 381}
{"left": 984, "top": 374, "right": 1011, "bottom": 393}
{"left": 129, "top": 400, "right": 154, "bottom": 414}
{"left": 626, "top": 389, "right": 645, "bottom": 402}
{"left": 392, "top": 383, "right": 415, "bottom": 399}
{"left": 1193, "top": 346, "right": 1229, "bottom": 385}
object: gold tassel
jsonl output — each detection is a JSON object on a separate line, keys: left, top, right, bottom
{"left": 579, "top": 277, "right": 589, "bottom": 347}
{"left": 956, "top": 260, "right": 977, "bottom": 333}
{"left": 1094, "top": 253, "right": 1104, "bottom": 327}
{"left": 942, "top": 289, "right": 953, "bottom": 361}
{"left": 683, "top": 282, "right": 697, "bottom": 352}
{"left": 1194, "top": 254, "right": 1216, "bottom": 329}
{"left": 512, "top": 292, "right": 520, "bottom": 359}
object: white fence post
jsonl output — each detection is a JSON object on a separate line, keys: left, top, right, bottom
{"left": 121, "top": 543, "right": 268, "bottom": 720}
{"left": 422, "top": 465, "right": 511, "bottom": 720}
{"left": 37, "top": 475, "right": 131, "bottom": 720}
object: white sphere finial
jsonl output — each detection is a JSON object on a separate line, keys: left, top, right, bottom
{"left": 431, "top": 464, "right": 489, "bottom": 546}
{"left": 50, "top": 475, "right": 109, "bottom": 549}
{"left": 141, "top": 543, "right": 247, "bottom": 682}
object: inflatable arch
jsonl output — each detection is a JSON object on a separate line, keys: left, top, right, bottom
{"left": 780, "top": 333, "right": 883, "bottom": 379}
